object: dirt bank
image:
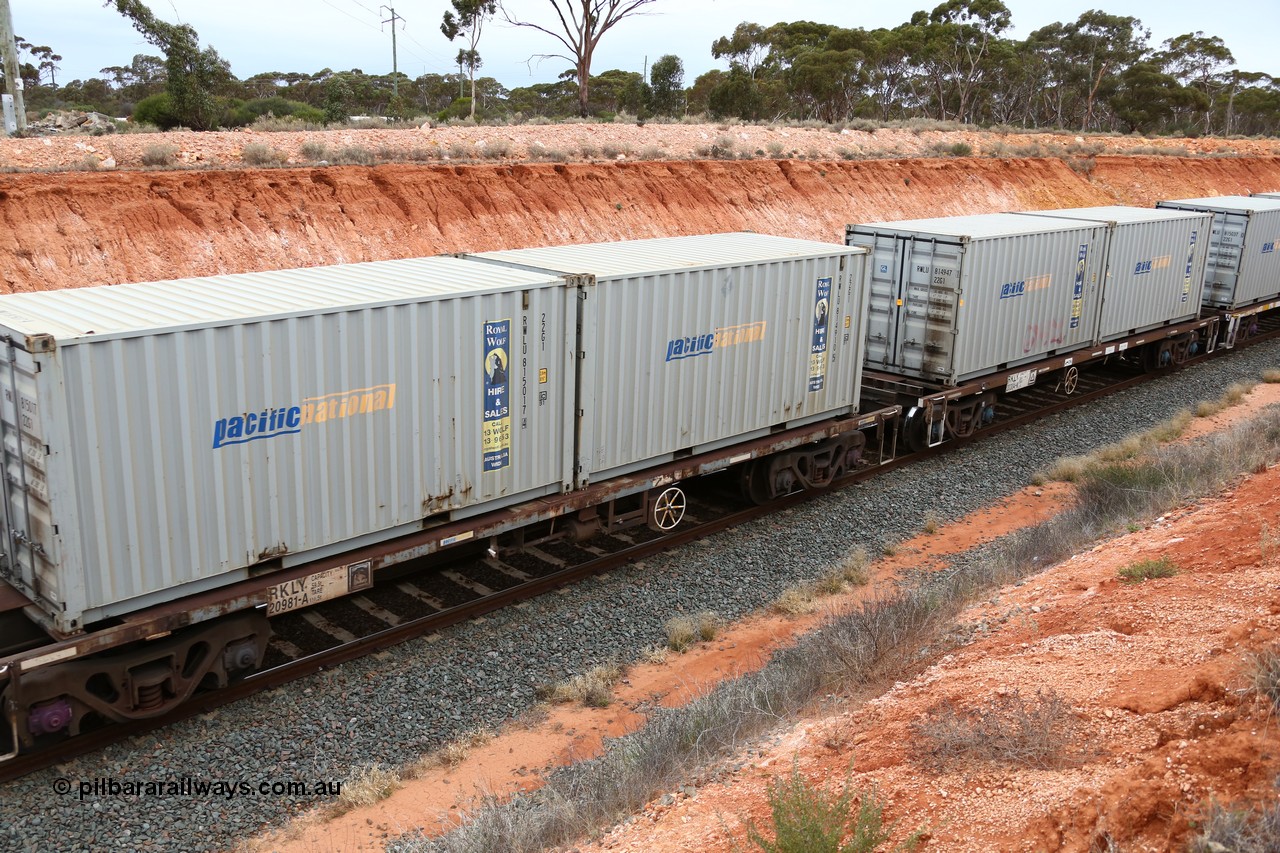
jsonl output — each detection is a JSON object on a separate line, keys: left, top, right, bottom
{"left": 3, "top": 154, "right": 1280, "bottom": 293}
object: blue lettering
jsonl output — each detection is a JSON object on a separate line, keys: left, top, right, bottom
{"left": 665, "top": 332, "right": 716, "bottom": 362}
{"left": 1000, "top": 281, "right": 1026, "bottom": 299}
{"left": 212, "top": 405, "right": 308, "bottom": 449}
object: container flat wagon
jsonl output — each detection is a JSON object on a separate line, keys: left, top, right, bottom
{"left": 845, "top": 213, "right": 1109, "bottom": 386}
{"left": 468, "top": 233, "right": 874, "bottom": 503}
{"left": 1156, "top": 196, "right": 1280, "bottom": 327}
{"left": 1021, "top": 206, "right": 1212, "bottom": 366}
{"left": 0, "top": 256, "right": 577, "bottom": 637}
{"left": 0, "top": 234, "right": 899, "bottom": 759}
{"left": 846, "top": 212, "right": 1220, "bottom": 449}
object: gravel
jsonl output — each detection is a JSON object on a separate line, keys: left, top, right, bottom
{"left": 3, "top": 342, "right": 1278, "bottom": 852}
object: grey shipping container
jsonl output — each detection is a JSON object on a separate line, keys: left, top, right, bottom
{"left": 1253, "top": 192, "right": 1280, "bottom": 199}
{"left": 846, "top": 214, "right": 1108, "bottom": 385}
{"left": 1020, "top": 206, "right": 1210, "bottom": 340}
{"left": 0, "top": 256, "right": 575, "bottom": 634}
{"left": 1156, "top": 196, "right": 1280, "bottom": 309}
{"left": 469, "top": 233, "right": 870, "bottom": 485}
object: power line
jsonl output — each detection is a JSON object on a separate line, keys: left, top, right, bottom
{"left": 319, "top": 0, "right": 383, "bottom": 35}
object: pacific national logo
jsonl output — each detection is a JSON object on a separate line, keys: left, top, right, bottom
{"left": 212, "top": 384, "right": 397, "bottom": 449}
{"left": 1134, "top": 255, "right": 1171, "bottom": 275}
{"left": 665, "top": 321, "right": 767, "bottom": 362}
{"left": 999, "top": 274, "right": 1051, "bottom": 300}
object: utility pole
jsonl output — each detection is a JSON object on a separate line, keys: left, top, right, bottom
{"left": 0, "top": 0, "right": 26, "bottom": 133}
{"left": 381, "top": 5, "right": 404, "bottom": 98}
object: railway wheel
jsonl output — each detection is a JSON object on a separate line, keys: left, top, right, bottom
{"left": 1061, "top": 365, "right": 1079, "bottom": 395}
{"left": 649, "top": 486, "right": 687, "bottom": 532}
{"left": 1143, "top": 341, "right": 1175, "bottom": 373}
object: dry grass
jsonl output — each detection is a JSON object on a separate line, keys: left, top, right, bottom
{"left": 1196, "top": 381, "right": 1256, "bottom": 418}
{"left": 1261, "top": 369, "right": 1280, "bottom": 384}
{"left": 141, "top": 143, "right": 179, "bottom": 167}
{"left": 241, "top": 142, "right": 285, "bottom": 166}
{"left": 771, "top": 584, "right": 818, "bottom": 616}
{"left": 1261, "top": 523, "right": 1280, "bottom": 563}
{"left": 1188, "top": 796, "right": 1280, "bottom": 853}
{"left": 539, "top": 662, "right": 625, "bottom": 707}
{"left": 839, "top": 546, "right": 872, "bottom": 587}
{"left": 330, "top": 764, "right": 401, "bottom": 816}
{"left": 407, "top": 728, "right": 496, "bottom": 776}
{"left": 1041, "top": 409, "right": 1195, "bottom": 482}
{"left": 696, "top": 611, "right": 722, "bottom": 642}
{"left": 665, "top": 615, "right": 698, "bottom": 652}
{"left": 1248, "top": 646, "right": 1280, "bottom": 712}
{"left": 912, "top": 689, "right": 1077, "bottom": 770}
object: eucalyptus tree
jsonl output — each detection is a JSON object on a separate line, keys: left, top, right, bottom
{"left": 442, "top": 0, "right": 498, "bottom": 119}
{"left": 502, "top": 0, "right": 659, "bottom": 117}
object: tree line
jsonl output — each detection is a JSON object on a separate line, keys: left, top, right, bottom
{"left": 3, "top": 0, "right": 1277, "bottom": 137}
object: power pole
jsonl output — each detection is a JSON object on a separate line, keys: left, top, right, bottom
{"left": 381, "top": 5, "right": 404, "bottom": 98}
{"left": 0, "top": 0, "right": 26, "bottom": 133}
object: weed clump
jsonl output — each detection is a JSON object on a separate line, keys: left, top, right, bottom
{"left": 1117, "top": 556, "right": 1178, "bottom": 583}
{"left": 1188, "top": 797, "right": 1280, "bottom": 853}
{"left": 141, "top": 143, "right": 179, "bottom": 167}
{"left": 912, "top": 689, "right": 1076, "bottom": 770}
{"left": 1248, "top": 645, "right": 1280, "bottom": 711}
{"left": 334, "top": 764, "right": 401, "bottom": 814}
{"left": 743, "top": 763, "right": 915, "bottom": 853}
{"left": 241, "top": 143, "right": 284, "bottom": 166}
{"left": 539, "top": 662, "right": 624, "bottom": 707}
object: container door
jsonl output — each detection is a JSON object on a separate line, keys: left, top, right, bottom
{"left": 898, "top": 237, "right": 963, "bottom": 378}
{"left": 863, "top": 237, "right": 901, "bottom": 371}
{"left": 0, "top": 342, "right": 55, "bottom": 610}
{"left": 1203, "top": 210, "right": 1247, "bottom": 307}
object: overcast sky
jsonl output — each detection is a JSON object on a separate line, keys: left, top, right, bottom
{"left": 11, "top": 0, "right": 1277, "bottom": 91}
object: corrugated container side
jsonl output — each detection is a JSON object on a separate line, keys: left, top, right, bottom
{"left": 848, "top": 220, "right": 1106, "bottom": 385}
{"left": 469, "top": 234, "right": 870, "bottom": 485}
{"left": 1021, "top": 208, "right": 1211, "bottom": 339}
{"left": 1157, "top": 197, "right": 1280, "bottom": 308}
{"left": 578, "top": 253, "right": 866, "bottom": 482}
{"left": 0, "top": 261, "right": 573, "bottom": 632}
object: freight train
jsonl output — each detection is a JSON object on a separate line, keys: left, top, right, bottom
{"left": 2, "top": 193, "right": 1279, "bottom": 761}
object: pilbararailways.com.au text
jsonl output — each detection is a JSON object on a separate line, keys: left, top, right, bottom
{"left": 54, "top": 776, "right": 343, "bottom": 801}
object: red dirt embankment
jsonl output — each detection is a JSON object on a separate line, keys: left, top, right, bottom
{"left": 3, "top": 155, "right": 1280, "bottom": 292}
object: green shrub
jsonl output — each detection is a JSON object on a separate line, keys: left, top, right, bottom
{"left": 132, "top": 93, "right": 178, "bottom": 130}
{"left": 744, "top": 763, "right": 909, "bottom": 853}
{"left": 1117, "top": 556, "right": 1178, "bottom": 583}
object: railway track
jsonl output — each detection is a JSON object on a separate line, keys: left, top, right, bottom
{"left": 1, "top": 330, "right": 1274, "bottom": 782}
